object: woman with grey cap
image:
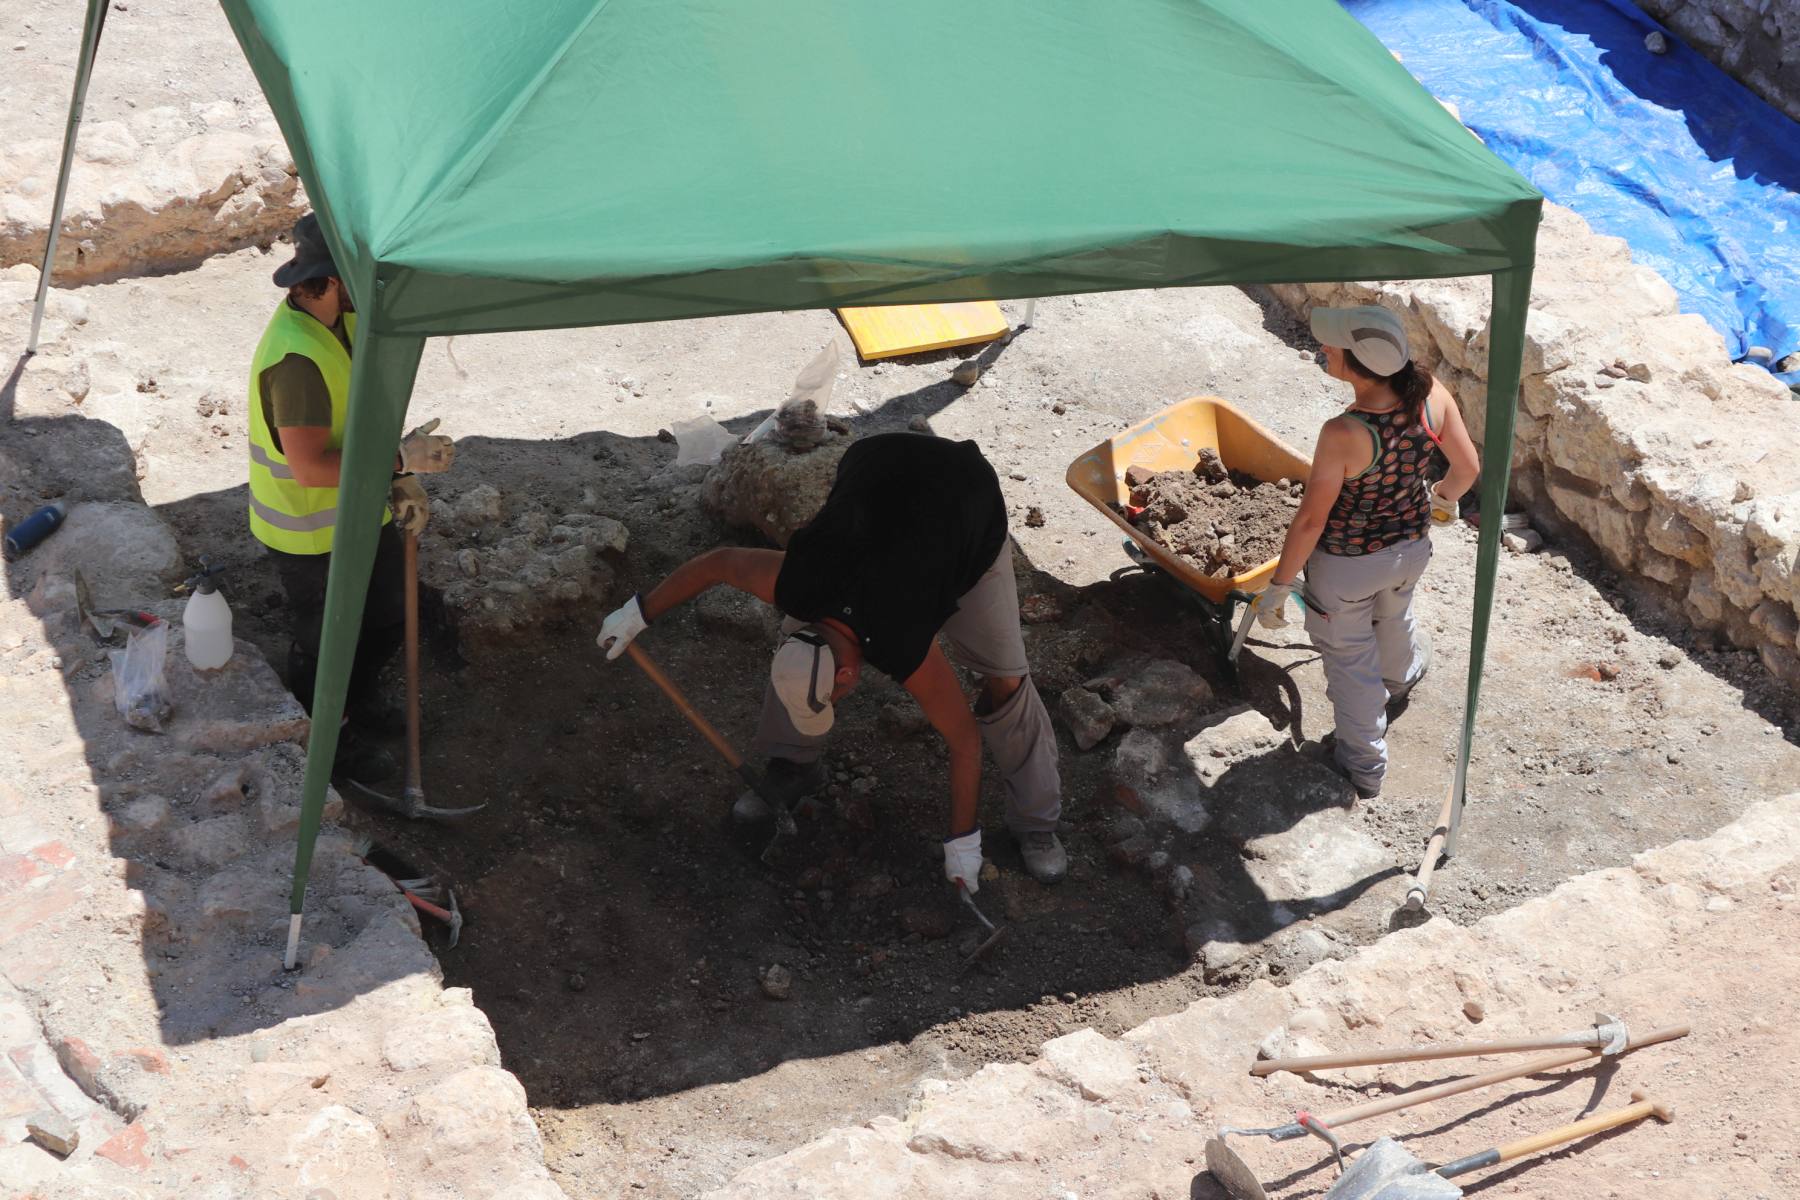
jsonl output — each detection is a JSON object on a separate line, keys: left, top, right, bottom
{"left": 1249, "top": 304, "right": 1480, "bottom": 800}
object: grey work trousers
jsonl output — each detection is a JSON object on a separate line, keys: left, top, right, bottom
{"left": 752, "top": 542, "right": 1063, "bottom": 833}
{"left": 1302, "top": 537, "right": 1433, "bottom": 793}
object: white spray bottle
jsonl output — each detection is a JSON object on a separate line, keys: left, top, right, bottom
{"left": 182, "top": 558, "right": 234, "bottom": 670}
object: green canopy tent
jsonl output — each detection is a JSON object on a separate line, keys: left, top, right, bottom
{"left": 36, "top": 0, "right": 1540, "bottom": 967}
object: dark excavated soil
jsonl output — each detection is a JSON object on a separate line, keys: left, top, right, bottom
{"left": 1128, "top": 464, "right": 1301, "bottom": 577}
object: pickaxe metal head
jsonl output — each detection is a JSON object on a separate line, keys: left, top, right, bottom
{"left": 1594, "top": 1011, "right": 1628, "bottom": 1057}
{"left": 346, "top": 779, "right": 486, "bottom": 820}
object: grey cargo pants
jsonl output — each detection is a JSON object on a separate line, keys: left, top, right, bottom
{"left": 1302, "top": 537, "right": 1433, "bottom": 794}
{"left": 753, "top": 542, "right": 1063, "bottom": 833}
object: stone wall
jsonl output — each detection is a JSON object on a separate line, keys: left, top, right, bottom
{"left": 1269, "top": 202, "right": 1800, "bottom": 688}
{"left": 1635, "top": 0, "right": 1800, "bottom": 125}
{"left": 0, "top": 107, "right": 306, "bottom": 284}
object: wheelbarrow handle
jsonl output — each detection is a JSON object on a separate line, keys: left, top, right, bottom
{"left": 1435, "top": 1089, "right": 1674, "bottom": 1179}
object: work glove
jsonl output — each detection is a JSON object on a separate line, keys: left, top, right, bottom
{"left": 1251, "top": 580, "right": 1297, "bottom": 629}
{"left": 1428, "top": 484, "right": 1459, "bottom": 526}
{"left": 389, "top": 475, "right": 429, "bottom": 536}
{"left": 596, "top": 594, "right": 649, "bottom": 660}
{"left": 943, "top": 828, "right": 983, "bottom": 895}
{"left": 398, "top": 417, "right": 455, "bottom": 474}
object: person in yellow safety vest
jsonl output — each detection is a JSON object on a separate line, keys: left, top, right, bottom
{"left": 248, "top": 213, "right": 455, "bottom": 781}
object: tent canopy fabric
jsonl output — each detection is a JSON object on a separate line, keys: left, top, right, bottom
{"left": 221, "top": 0, "right": 1541, "bottom": 334}
{"left": 193, "top": 0, "right": 1542, "bottom": 951}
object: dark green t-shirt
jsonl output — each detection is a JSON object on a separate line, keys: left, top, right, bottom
{"left": 257, "top": 299, "right": 351, "bottom": 454}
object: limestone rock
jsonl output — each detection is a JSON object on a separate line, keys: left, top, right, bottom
{"left": 1056, "top": 686, "right": 1116, "bottom": 751}
{"left": 163, "top": 634, "right": 310, "bottom": 754}
{"left": 905, "top": 1064, "right": 1082, "bottom": 1164}
{"left": 1180, "top": 704, "right": 1282, "bottom": 786}
{"left": 382, "top": 1005, "right": 502, "bottom": 1073}
{"left": 1244, "top": 810, "right": 1392, "bottom": 902}
{"left": 1036, "top": 1029, "right": 1140, "bottom": 1102}
{"left": 390, "top": 1066, "right": 543, "bottom": 1165}
{"left": 1184, "top": 919, "right": 1253, "bottom": 984}
{"left": 1265, "top": 924, "right": 1350, "bottom": 978}
{"left": 285, "top": 1105, "right": 392, "bottom": 1200}
{"left": 243, "top": 1061, "right": 331, "bottom": 1115}
{"left": 701, "top": 430, "right": 855, "bottom": 547}
{"left": 26, "top": 502, "right": 183, "bottom": 610}
{"left": 25, "top": 1109, "right": 78, "bottom": 1157}
{"left": 1101, "top": 658, "right": 1213, "bottom": 727}
{"left": 1111, "top": 729, "right": 1208, "bottom": 833}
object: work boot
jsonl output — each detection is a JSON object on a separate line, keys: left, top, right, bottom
{"left": 1316, "top": 733, "right": 1380, "bottom": 801}
{"left": 762, "top": 758, "right": 828, "bottom": 808}
{"left": 1015, "top": 830, "right": 1068, "bottom": 885}
{"left": 334, "top": 731, "right": 397, "bottom": 784}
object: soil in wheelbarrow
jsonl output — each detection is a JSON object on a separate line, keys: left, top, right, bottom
{"left": 1124, "top": 452, "right": 1302, "bottom": 578}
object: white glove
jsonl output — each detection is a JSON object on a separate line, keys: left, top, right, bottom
{"left": 390, "top": 475, "right": 429, "bottom": 536}
{"left": 596, "top": 594, "right": 648, "bottom": 660}
{"left": 944, "top": 828, "right": 983, "bottom": 894}
{"left": 1428, "top": 484, "right": 1458, "bottom": 526}
{"left": 398, "top": 417, "right": 455, "bottom": 474}
{"left": 1251, "top": 580, "right": 1296, "bottom": 629}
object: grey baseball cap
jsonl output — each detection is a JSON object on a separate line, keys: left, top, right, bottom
{"left": 272, "top": 213, "right": 339, "bottom": 288}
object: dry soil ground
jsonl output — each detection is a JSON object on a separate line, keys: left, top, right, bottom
{"left": 7, "top": 242, "right": 1797, "bottom": 1197}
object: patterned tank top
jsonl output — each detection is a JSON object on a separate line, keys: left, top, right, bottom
{"left": 1318, "top": 403, "right": 1446, "bottom": 557}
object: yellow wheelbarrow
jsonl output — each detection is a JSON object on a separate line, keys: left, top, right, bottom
{"left": 1065, "top": 396, "right": 1311, "bottom": 670}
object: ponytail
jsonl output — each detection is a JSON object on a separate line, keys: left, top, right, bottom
{"left": 1392, "top": 361, "right": 1432, "bottom": 433}
{"left": 1343, "top": 348, "right": 1432, "bottom": 431}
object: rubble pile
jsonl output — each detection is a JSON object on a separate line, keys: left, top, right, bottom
{"left": 1124, "top": 462, "right": 1298, "bottom": 579}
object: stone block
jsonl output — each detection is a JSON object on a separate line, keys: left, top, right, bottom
{"left": 111, "top": 793, "right": 172, "bottom": 835}
{"left": 381, "top": 1005, "right": 502, "bottom": 1073}
{"left": 286, "top": 1105, "right": 392, "bottom": 1200}
{"left": 164, "top": 641, "right": 310, "bottom": 755}
{"left": 170, "top": 813, "right": 251, "bottom": 869}
{"left": 1180, "top": 704, "right": 1282, "bottom": 787}
{"left": 1244, "top": 810, "right": 1392, "bottom": 903}
{"left": 1639, "top": 549, "right": 1689, "bottom": 588}
{"left": 25, "top": 1109, "right": 78, "bottom": 1156}
{"left": 392, "top": 1067, "right": 542, "bottom": 1166}
{"left": 905, "top": 1064, "right": 1081, "bottom": 1164}
{"left": 1056, "top": 686, "right": 1116, "bottom": 751}
{"left": 1184, "top": 919, "right": 1253, "bottom": 984}
{"left": 199, "top": 865, "right": 285, "bottom": 929}
{"left": 1036, "top": 1029, "right": 1141, "bottom": 1102}
{"left": 1111, "top": 729, "right": 1208, "bottom": 833}
{"left": 1646, "top": 506, "right": 1712, "bottom": 567}
{"left": 1103, "top": 658, "right": 1213, "bottom": 727}
{"left": 26, "top": 503, "right": 183, "bottom": 611}
{"left": 243, "top": 1061, "right": 331, "bottom": 1115}
{"left": 701, "top": 431, "right": 856, "bottom": 547}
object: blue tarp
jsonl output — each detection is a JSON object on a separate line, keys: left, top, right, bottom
{"left": 1344, "top": 0, "right": 1800, "bottom": 383}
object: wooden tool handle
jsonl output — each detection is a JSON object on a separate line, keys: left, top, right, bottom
{"left": 1437, "top": 1090, "right": 1673, "bottom": 1178}
{"left": 403, "top": 530, "right": 423, "bottom": 793}
{"left": 1318, "top": 1025, "right": 1688, "bottom": 1129}
{"left": 625, "top": 641, "right": 746, "bottom": 770}
{"left": 1254, "top": 1032, "right": 1594, "bottom": 1076}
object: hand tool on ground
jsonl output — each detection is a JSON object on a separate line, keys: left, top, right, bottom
{"left": 393, "top": 875, "right": 463, "bottom": 948}
{"left": 956, "top": 881, "right": 1010, "bottom": 968}
{"left": 345, "top": 530, "right": 485, "bottom": 820}
{"left": 1251, "top": 1012, "right": 1629, "bottom": 1077}
{"left": 1204, "top": 1023, "right": 1688, "bottom": 1200}
{"left": 623, "top": 641, "right": 797, "bottom": 864}
{"left": 1320, "top": 1089, "right": 1673, "bottom": 1200}
{"left": 1404, "top": 780, "right": 1458, "bottom": 912}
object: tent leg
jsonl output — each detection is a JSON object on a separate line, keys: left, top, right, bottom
{"left": 283, "top": 914, "right": 304, "bottom": 971}
{"left": 1017, "top": 297, "right": 1039, "bottom": 331}
{"left": 1408, "top": 260, "right": 1534, "bottom": 910}
{"left": 285, "top": 322, "right": 426, "bottom": 967}
{"left": 29, "top": 0, "right": 109, "bottom": 355}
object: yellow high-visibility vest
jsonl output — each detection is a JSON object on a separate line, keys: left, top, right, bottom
{"left": 245, "top": 304, "right": 388, "bottom": 553}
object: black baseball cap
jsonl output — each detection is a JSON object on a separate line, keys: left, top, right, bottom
{"left": 272, "top": 213, "right": 339, "bottom": 288}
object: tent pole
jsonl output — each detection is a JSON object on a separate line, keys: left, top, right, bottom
{"left": 1408, "top": 259, "right": 1534, "bottom": 906}
{"left": 1018, "top": 297, "right": 1039, "bottom": 330}
{"left": 284, "top": 311, "right": 426, "bottom": 970}
{"left": 29, "top": 0, "right": 109, "bottom": 355}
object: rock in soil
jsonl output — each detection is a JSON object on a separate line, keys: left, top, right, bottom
{"left": 899, "top": 904, "right": 954, "bottom": 940}
{"left": 1126, "top": 467, "right": 1296, "bottom": 577}
{"left": 759, "top": 964, "right": 793, "bottom": 1000}
{"left": 1057, "top": 685, "right": 1117, "bottom": 751}
{"left": 25, "top": 1110, "right": 78, "bottom": 1157}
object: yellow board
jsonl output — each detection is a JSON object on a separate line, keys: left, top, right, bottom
{"left": 1066, "top": 396, "right": 1312, "bottom": 604}
{"left": 837, "top": 301, "right": 1011, "bottom": 360}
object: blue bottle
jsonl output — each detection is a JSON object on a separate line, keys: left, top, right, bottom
{"left": 3, "top": 502, "right": 67, "bottom": 562}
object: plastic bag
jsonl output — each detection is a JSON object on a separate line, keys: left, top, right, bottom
{"left": 111, "top": 619, "right": 173, "bottom": 733}
{"left": 672, "top": 415, "right": 739, "bottom": 467}
{"left": 746, "top": 341, "right": 839, "bottom": 450}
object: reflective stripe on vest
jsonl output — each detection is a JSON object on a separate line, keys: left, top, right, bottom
{"left": 245, "top": 304, "right": 387, "bottom": 553}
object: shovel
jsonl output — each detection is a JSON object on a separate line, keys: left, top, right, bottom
{"left": 345, "top": 530, "right": 486, "bottom": 820}
{"left": 1321, "top": 1089, "right": 1673, "bottom": 1200}
{"left": 623, "top": 642, "right": 797, "bottom": 864}
{"left": 1205, "top": 1023, "right": 1687, "bottom": 1200}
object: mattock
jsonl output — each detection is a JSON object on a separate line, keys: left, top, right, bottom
{"left": 344, "top": 529, "right": 485, "bottom": 820}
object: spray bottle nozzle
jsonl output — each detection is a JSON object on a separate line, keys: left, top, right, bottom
{"left": 183, "top": 556, "right": 227, "bottom": 595}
